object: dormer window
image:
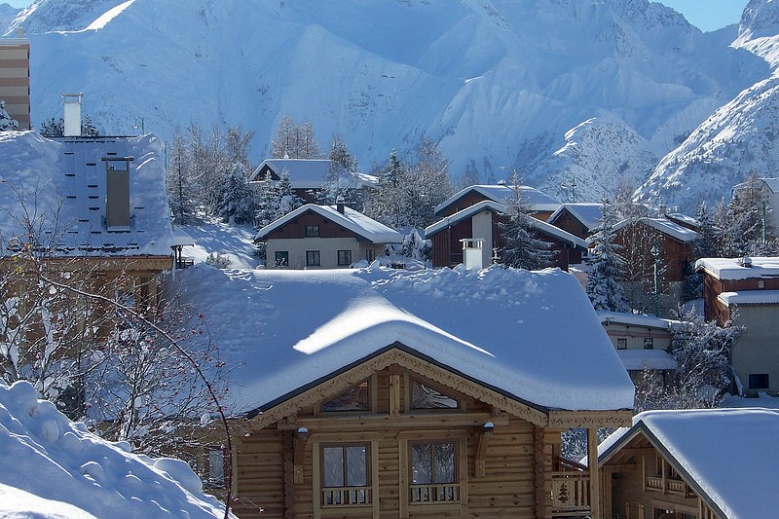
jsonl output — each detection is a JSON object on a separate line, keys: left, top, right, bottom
{"left": 102, "top": 156, "right": 134, "bottom": 230}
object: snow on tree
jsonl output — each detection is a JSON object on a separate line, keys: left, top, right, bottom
{"left": 715, "top": 174, "right": 779, "bottom": 257}
{"left": 166, "top": 130, "right": 197, "bottom": 224}
{"left": 271, "top": 115, "right": 320, "bottom": 159}
{"left": 254, "top": 172, "right": 280, "bottom": 230}
{"left": 0, "top": 100, "right": 18, "bottom": 131}
{"left": 586, "top": 197, "right": 629, "bottom": 312}
{"left": 216, "top": 162, "right": 255, "bottom": 224}
{"left": 497, "top": 180, "right": 556, "bottom": 271}
{"left": 276, "top": 170, "right": 303, "bottom": 216}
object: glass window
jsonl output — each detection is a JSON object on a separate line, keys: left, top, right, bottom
{"left": 749, "top": 373, "right": 769, "bottom": 389}
{"left": 305, "top": 225, "right": 320, "bottom": 237}
{"left": 617, "top": 338, "right": 627, "bottom": 350}
{"left": 321, "top": 444, "right": 371, "bottom": 506}
{"left": 306, "top": 250, "right": 320, "bottom": 267}
{"left": 321, "top": 380, "right": 370, "bottom": 412}
{"left": 644, "top": 337, "right": 654, "bottom": 350}
{"left": 274, "top": 250, "right": 289, "bottom": 267}
{"left": 208, "top": 449, "right": 225, "bottom": 485}
{"left": 337, "top": 249, "right": 352, "bottom": 266}
{"left": 410, "top": 441, "right": 458, "bottom": 503}
{"left": 410, "top": 379, "right": 459, "bottom": 409}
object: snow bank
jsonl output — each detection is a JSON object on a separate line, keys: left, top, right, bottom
{"left": 0, "top": 380, "right": 231, "bottom": 519}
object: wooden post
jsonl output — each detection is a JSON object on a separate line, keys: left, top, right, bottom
{"left": 588, "top": 427, "right": 601, "bottom": 519}
{"left": 389, "top": 374, "right": 401, "bottom": 416}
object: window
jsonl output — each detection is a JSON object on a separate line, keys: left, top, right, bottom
{"left": 410, "top": 441, "right": 459, "bottom": 503}
{"left": 207, "top": 449, "right": 225, "bottom": 486}
{"left": 617, "top": 338, "right": 627, "bottom": 350}
{"left": 305, "top": 225, "right": 320, "bottom": 237}
{"left": 274, "top": 251, "right": 289, "bottom": 267}
{"left": 644, "top": 338, "right": 654, "bottom": 350}
{"left": 337, "top": 249, "right": 352, "bottom": 266}
{"left": 366, "top": 249, "right": 374, "bottom": 262}
{"left": 306, "top": 250, "right": 320, "bottom": 267}
{"left": 749, "top": 373, "right": 769, "bottom": 389}
{"left": 410, "top": 379, "right": 459, "bottom": 410}
{"left": 321, "top": 380, "right": 370, "bottom": 412}
{"left": 321, "top": 444, "right": 371, "bottom": 507}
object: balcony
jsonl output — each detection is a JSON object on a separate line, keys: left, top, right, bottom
{"left": 552, "top": 458, "right": 591, "bottom": 517}
{"left": 646, "top": 474, "right": 695, "bottom": 497}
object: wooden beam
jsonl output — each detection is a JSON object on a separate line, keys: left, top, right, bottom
{"left": 588, "top": 427, "right": 601, "bottom": 519}
{"left": 474, "top": 426, "right": 491, "bottom": 478}
{"left": 293, "top": 434, "right": 306, "bottom": 484}
{"left": 389, "top": 373, "right": 401, "bottom": 416}
{"left": 277, "top": 411, "right": 509, "bottom": 431}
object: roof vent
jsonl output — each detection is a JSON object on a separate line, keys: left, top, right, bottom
{"left": 336, "top": 196, "right": 345, "bottom": 214}
{"left": 739, "top": 256, "right": 753, "bottom": 268}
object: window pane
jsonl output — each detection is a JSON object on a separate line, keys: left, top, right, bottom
{"left": 208, "top": 450, "right": 224, "bottom": 483}
{"left": 434, "top": 443, "right": 456, "bottom": 483}
{"left": 411, "top": 380, "right": 458, "bottom": 409}
{"left": 321, "top": 381, "right": 369, "bottom": 412}
{"left": 346, "top": 446, "right": 367, "bottom": 486}
{"left": 411, "top": 443, "right": 431, "bottom": 484}
{"left": 323, "top": 447, "right": 345, "bottom": 487}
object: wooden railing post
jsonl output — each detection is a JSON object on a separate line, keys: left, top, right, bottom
{"left": 587, "top": 427, "right": 601, "bottom": 519}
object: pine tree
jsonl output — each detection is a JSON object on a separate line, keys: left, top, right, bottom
{"left": 694, "top": 201, "right": 720, "bottom": 259}
{"left": 216, "top": 162, "right": 255, "bottom": 224}
{"left": 586, "top": 197, "right": 629, "bottom": 312}
{"left": 271, "top": 115, "right": 320, "bottom": 159}
{"left": 255, "top": 172, "right": 280, "bottom": 230}
{"left": 718, "top": 175, "right": 779, "bottom": 256}
{"left": 0, "top": 100, "right": 18, "bottom": 131}
{"left": 498, "top": 182, "right": 556, "bottom": 270}
{"left": 165, "top": 129, "right": 197, "bottom": 224}
{"left": 276, "top": 170, "right": 303, "bottom": 217}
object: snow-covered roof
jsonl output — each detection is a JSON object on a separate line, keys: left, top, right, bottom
{"left": 696, "top": 256, "right": 779, "bottom": 280}
{"left": 168, "top": 264, "right": 635, "bottom": 416}
{"left": 600, "top": 408, "right": 779, "bottom": 519}
{"left": 0, "top": 380, "right": 230, "bottom": 519}
{"left": 616, "top": 349, "right": 677, "bottom": 371}
{"left": 0, "top": 132, "right": 174, "bottom": 257}
{"left": 255, "top": 204, "right": 402, "bottom": 243}
{"left": 760, "top": 178, "right": 779, "bottom": 193}
{"left": 612, "top": 217, "right": 698, "bottom": 243}
{"left": 424, "top": 200, "right": 587, "bottom": 249}
{"left": 718, "top": 290, "right": 779, "bottom": 305}
{"left": 666, "top": 212, "right": 699, "bottom": 229}
{"left": 547, "top": 203, "right": 603, "bottom": 231}
{"left": 434, "top": 184, "right": 560, "bottom": 215}
{"left": 249, "top": 159, "right": 377, "bottom": 190}
{"left": 598, "top": 311, "right": 674, "bottom": 330}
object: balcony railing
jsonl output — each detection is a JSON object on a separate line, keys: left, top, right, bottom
{"left": 321, "top": 486, "right": 372, "bottom": 507}
{"left": 409, "top": 483, "right": 460, "bottom": 503}
{"left": 552, "top": 457, "right": 591, "bottom": 517}
{"left": 646, "top": 475, "right": 695, "bottom": 497}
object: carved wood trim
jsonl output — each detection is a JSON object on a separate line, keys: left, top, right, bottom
{"left": 548, "top": 409, "right": 633, "bottom": 428}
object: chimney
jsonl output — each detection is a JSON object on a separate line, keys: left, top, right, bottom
{"left": 461, "top": 238, "right": 484, "bottom": 271}
{"left": 336, "top": 195, "right": 345, "bottom": 214}
{"left": 62, "top": 93, "right": 83, "bottom": 137}
{"left": 16, "top": 27, "right": 23, "bottom": 38}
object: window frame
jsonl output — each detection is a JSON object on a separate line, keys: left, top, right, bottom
{"left": 306, "top": 250, "right": 321, "bottom": 267}
{"left": 408, "top": 376, "right": 462, "bottom": 411}
{"left": 274, "top": 250, "right": 289, "bottom": 268}
{"left": 617, "top": 338, "right": 627, "bottom": 350}
{"left": 337, "top": 249, "right": 352, "bottom": 266}
{"left": 305, "top": 225, "right": 321, "bottom": 237}
{"left": 313, "top": 439, "right": 379, "bottom": 519}
{"left": 317, "top": 375, "right": 377, "bottom": 415}
{"left": 643, "top": 337, "right": 654, "bottom": 350}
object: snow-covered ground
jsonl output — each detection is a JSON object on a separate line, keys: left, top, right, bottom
{"left": 0, "top": 380, "right": 231, "bottom": 519}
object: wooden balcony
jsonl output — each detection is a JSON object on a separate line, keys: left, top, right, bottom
{"left": 646, "top": 474, "right": 695, "bottom": 497}
{"left": 321, "top": 486, "right": 372, "bottom": 507}
{"left": 552, "top": 458, "right": 591, "bottom": 517}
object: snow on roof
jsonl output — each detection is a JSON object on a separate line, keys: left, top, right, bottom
{"left": 666, "top": 212, "right": 699, "bottom": 229}
{"left": 547, "top": 203, "right": 603, "bottom": 230}
{"left": 601, "top": 408, "right": 779, "bottom": 519}
{"left": 616, "top": 349, "right": 677, "bottom": 371}
{"left": 0, "top": 380, "right": 230, "bottom": 519}
{"left": 255, "top": 204, "right": 402, "bottom": 243}
{"left": 598, "top": 311, "right": 674, "bottom": 330}
{"left": 718, "top": 290, "right": 779, "bottom": 305}
{"left": 168, "top": 264, "right": 634, "bottom": 416}
{"left": 434, "top": 184, "right": 560, "bottom": 215}
{"left": 249, "top": 159, "right": 376, "bottom": 190}
{"left": 424, "top": 200, "right": 587, "bottom": 249}
{"left": 0, "top": 131, "right": 174, "bottom": 257}
{"left": 612, "top": 217, "right": 698, "bottom": 243}
{"left": 760, "top": 177, "right": 779, "bottom": 193}
{"left": 696, "top": 256, "right": 779, "bottom": 280}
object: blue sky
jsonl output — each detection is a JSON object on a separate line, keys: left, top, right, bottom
{"left": 1, "top": 0, "right": 751, "bottom": 33}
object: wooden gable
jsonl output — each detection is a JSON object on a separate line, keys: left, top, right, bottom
{"left": 263, "top": 208, "right": 364, "bottom": 242}
{"left": 231, "top": 343, "right": 630, "bottom": 519}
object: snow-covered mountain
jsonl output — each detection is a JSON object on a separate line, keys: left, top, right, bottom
{"left": 636, "top": 0, "right": 779, "bottom": 213}
{"left": 4, "top": 0, "right": 773, "bottom": 204}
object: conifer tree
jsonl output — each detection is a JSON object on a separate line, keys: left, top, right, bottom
{"left": 216, "top": 162, "right": 255, "bottom": 224}
{"left": 276, "top": 170, "right": 303, "bottom": 217}
{"left": 254, "top": 172, "right": 280, "bottom": 230}
{"left": 586, "top": 197, "right": 629, "bottom": 312}
{"left": 497, "top": 181, "right": 556, "bottom": 270}
{"left": 0, "top": 100, "right": 18, "bottom": 131}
